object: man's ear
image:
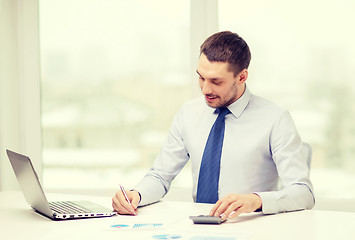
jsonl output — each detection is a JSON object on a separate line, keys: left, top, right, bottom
{"left": 238, "top": 69, "right": 248, "bottom": 83}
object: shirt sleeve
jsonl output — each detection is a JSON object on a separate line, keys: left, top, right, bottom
{"left": 134, "top": 106, "right": 190, "bottom": 206}
{"left": 254, "top": 111, "right": 315, "bottom": 214}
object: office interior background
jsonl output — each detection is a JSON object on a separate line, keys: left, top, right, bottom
{"left": 1, "top": 0, "right": 355, "bottom": 203}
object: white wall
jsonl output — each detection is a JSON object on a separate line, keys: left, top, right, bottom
{"left": 0, "top": 0, "right": 42, "bottom": 191}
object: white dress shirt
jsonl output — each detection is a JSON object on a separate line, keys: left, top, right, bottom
{"left": 135, "top": 87, "right": 315, "bottom": 214}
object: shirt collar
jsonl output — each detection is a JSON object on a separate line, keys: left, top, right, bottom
{"left": 225, "top": 85, "right": 251, "bottom": 119}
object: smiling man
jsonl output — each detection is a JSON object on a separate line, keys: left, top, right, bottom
{"left": 196, "top": 54, "right": 247, "bottom": 109}
{"left": 112, "top": 31, "right": 315, "bottom": 220}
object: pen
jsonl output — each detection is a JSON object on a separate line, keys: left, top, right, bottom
{"left": 119, "top": 184, "right": 136, "bottom": 215}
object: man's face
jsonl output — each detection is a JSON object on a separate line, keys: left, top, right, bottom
{"left": 197, "top": 54, "right": 247, "bottom": 108}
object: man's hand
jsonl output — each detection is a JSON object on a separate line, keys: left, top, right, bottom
{"left": 112, "top": 189, "right": 140, "bottom": 215}
{"left": 209, "top": 193, "right": 262, "bottom": 220}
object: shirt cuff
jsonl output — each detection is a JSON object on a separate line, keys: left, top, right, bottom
{"left": 134, "top": 177, "right": 167, "bottom": 206}
{"left": 253, "top": 191, "right": 277, "bottom": 214}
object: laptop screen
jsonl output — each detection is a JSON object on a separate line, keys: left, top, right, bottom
{"left": 6, "top": 150, "right": 54, "bottom": 217}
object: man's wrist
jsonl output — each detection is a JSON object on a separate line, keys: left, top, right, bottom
{"left": 131, "top": 189, "right": 142, "bottom": 203}
{"left": 252, "top": 193, "right": 262, "bottom": 212}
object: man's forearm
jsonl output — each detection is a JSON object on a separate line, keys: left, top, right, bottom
{"left": 134, "top": 172, "right": 170, "bottom": 206}
{"left": 255, "top": 183, "right": 315, "bottom": 214}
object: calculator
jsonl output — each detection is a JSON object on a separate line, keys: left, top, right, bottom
{"left": 189, "top": 215, "right": 226, "bottom": 224}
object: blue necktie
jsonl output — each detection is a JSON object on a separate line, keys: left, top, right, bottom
{"left": 196, "top": 107, "right": 230, "bottom": 203}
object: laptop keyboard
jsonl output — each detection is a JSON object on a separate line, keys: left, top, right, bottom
{"left": 49, "top": 201, "right": 92, "bottom": 214}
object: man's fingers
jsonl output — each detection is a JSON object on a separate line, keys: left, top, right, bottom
{"left": 213, "top": 199, "right": 233, "bottom": 217}
{"left": 220, "top": 201, "right": 243, "bottom": 220}
{"left": 130, "top": 191, "right": 140, "bottom": 208}
{"left": 112, "top": 191, "right": 137, "bottom": 215}
{"left": 112, "top": 194, "right": 129, "bottom": 214}
{"left": 211, "top": 195, "right": 238, "bottom": 217}
{"left": 128, "top": 191, "right": 140, "bottom": 215}
{"left": 112, "top": 198, "right": 130, "bottom": 214}
{"left": 208, "top": 193, "right": 263, "bottom": 220}
{"left": 228, "top": 205, "right": 247, "bottom": 219}
{"left": 209, "top": 199, "right": 222, "bottom": 216}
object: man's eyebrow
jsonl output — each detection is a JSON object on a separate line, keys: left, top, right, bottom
{"left": 196, "top": 70, "right": 224, "bottom": 82}
{"left": 196, "top": 70, "right": 223, "bottom": 81}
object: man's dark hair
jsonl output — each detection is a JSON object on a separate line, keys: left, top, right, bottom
{"left": 200, "top": 31, "right": 251, "bottom": 76}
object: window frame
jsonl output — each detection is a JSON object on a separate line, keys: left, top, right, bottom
{"left": 0, "top": 0, "right": 42, "bottom": 190}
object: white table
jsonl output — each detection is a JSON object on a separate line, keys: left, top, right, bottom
{"left": 1, "top": 191, "right": 354, "bottom": 240}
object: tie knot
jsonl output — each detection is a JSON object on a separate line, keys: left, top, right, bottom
{"left": 217, "top": 107, "right": 230, "bottom": 117}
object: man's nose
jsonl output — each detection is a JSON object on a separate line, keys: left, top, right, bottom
{"left": 201, "top": 81, "right": 212, "bottom": 95}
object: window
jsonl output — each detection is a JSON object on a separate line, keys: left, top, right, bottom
{"left": 39, "top": 0, "right": 355, "bottom": 200}
{"left": 219, "top": 0, "right": 355, "bottom": 198}
{"left": 40, "top": 0, "right": 191, "bottom": 190}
